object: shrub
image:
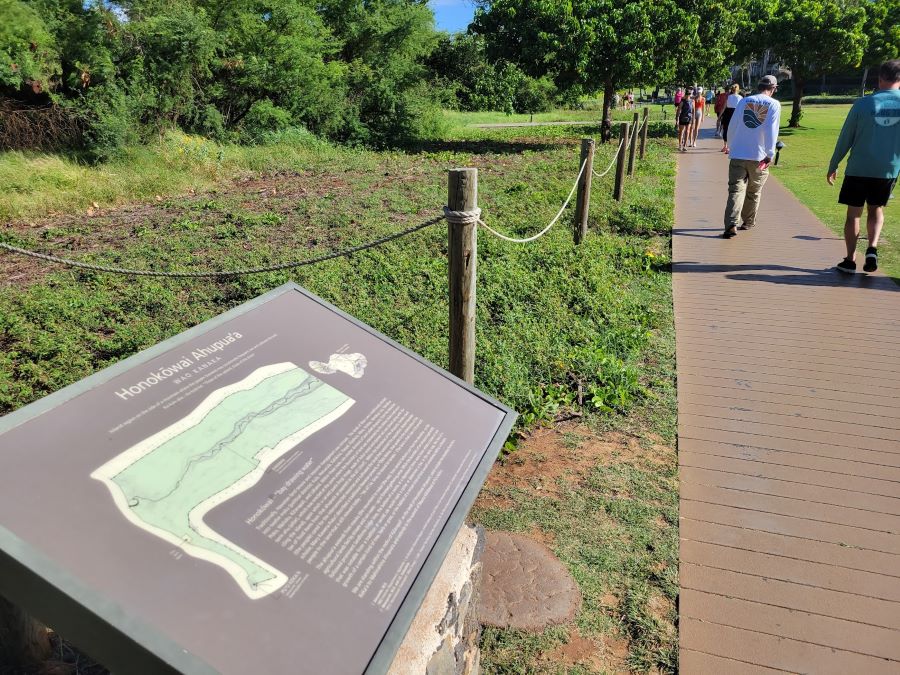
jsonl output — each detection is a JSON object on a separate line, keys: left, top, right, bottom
{"left": 70, "top": 85, "right": 135, "bottom": 162}
{"left": 800, "top": 95, "right": 857, "bottom": 104}
{"left": 241, "top": 99, "right": 294, "bottom": 140}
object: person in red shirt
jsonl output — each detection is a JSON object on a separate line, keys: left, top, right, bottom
{"left": 690, "top": 88, "right": 705, "bottom": 147}
{"left": 714, "top": 88, "right": 728, "bottom": 137}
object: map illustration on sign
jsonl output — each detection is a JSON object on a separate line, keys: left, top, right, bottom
{"left": 91, "top": 362, "right": 354, "bottom": 599}
{"left": 309, "top": 352, "right": 368, "bottom": 379}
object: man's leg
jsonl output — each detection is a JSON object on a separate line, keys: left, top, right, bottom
{"left": 723, "top": 160, "right": 749, "bottom": 234}
{"left": 863, "top": 204, "right": 885, "bottom": 272}
{"left": 739, "top": 161, "right": 770, "bottom": 229}
{"left": 842, "top": 205, "right": 864, "bottom": 259}
{"left": 866, "top": 205, "right": 885, "bottom": 248}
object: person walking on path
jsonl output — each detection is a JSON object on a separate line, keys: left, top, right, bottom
{"left": 720, "top": 83, "right": 741, "bottom": 153}
{"left": 678, "top": 92, "right": 695, "bottom": 151}
{"left": 828, "top": 59, "right": 900, "bottom": 274}
{"left": 691, "top": 87, "right": 706, "bottom": 147}
{"left": 722, "top": 75, "right": 781, "bottom": 238}
{"left": 714, "top": 88, "right": 728, "bottom": 137}
{"left": 674, "top": 87, "right": 684, "bottom": 128}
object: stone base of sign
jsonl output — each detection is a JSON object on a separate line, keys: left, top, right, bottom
{"left": 0, "top": 595, "right": 52, "bottom": 668}
{"left": 388, "top": 524, "right": 484, "bottom": 675}
{"left": 477, "top": 531, "right": 581, "bottom": 631}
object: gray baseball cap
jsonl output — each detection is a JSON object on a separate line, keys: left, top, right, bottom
{"left": 759, "top": 75, "right": 778, "bottom": 88}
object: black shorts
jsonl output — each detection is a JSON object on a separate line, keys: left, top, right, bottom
{"left": 838, "top": 175, "right": 897, "bottom": 208}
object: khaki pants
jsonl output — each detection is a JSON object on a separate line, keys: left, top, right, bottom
{"left": 724, "top": 159, "right": 769, "bottom": 232}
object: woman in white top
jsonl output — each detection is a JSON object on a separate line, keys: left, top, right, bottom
{"left": 720, "top": 83, "right": 742, "bottom": 153}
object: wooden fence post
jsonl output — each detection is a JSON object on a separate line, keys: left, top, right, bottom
{"left": 573, "top": 138, "right": 595, "bottom": 244}
{"left": 639, "top": 106, "right": 650, "bottom": 160}
{"left": 448, "top": 168, "right": 477, "bottom": 384}
{"left": 613, "top": 122, "right": 629, "bottom": 201}
{"left": 627, "top": 112, "right": 639, "bottom": 176}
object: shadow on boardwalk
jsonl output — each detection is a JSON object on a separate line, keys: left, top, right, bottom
{"left": 676, "top": 261, "right": 900, "bottom": 289}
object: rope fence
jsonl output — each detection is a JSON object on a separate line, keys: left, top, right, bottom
{"left": 448, "top": 157, "right": 588, "bottom": 244}
{"left": 593, "top": 136, "right": 626, "bottom": 179}
{"left": 1, "top": 116, "right": 659, "bottom": 383}
{"left": 0, "top": 217, "right": 444, "bottom": 278}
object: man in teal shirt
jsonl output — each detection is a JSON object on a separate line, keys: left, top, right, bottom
{"left": 828, "top": 59, "right": 900, "bottom": 273}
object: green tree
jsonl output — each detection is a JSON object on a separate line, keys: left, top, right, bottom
{"left": 747, "top": 0, "right": 867, "bottom": 126}
{"left": 320, "top": 0, "right": 442, "bottom": 145}
{"left": 671, "top": 0, "right": 745, "bottom": 85}
{"left": 197, "top": 0, "right": 347, "bottom": 137}
{"left": 858, "top": 0, "right": 900, "bottom": 94}
{"left": 0, "top": 0, "right": 60, "bottom": 94}
{"left": 473, "top": 0, "right": 687, "bottom": 140}
{"left": 426, "top": 33, "right": 555, "bottom": 114}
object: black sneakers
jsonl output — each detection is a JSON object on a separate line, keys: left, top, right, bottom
{"left": 864, "top": 246, "right": 878, "bottom": 273}
{"left": 722, "top": 228, "right": 737, "bottom": 239}
{"left": 835, "top": 258, "right": 856, "bottom": 274}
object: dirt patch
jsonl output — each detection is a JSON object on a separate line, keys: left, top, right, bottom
{"left": 476, "top": 422, "right": 672, "bottom": 505}
{"left": 0, "top": 164, "right": 438, "bottom": 288}
{"left": 541, "top": 629, "right": 630, "bottom": 673}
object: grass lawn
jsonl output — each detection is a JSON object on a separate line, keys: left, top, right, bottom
{"left": 0, "top": 119, "right": 677, "bottom": 673}
{"left": 775, "top": 104, "right": 899, "bottom": 278}
{"left": 445, "top": 105, "right": 674, "bottom": 127}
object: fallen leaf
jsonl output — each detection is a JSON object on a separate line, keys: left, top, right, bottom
{"left": 91, "top": 201, "right": 99, "bottom": 209}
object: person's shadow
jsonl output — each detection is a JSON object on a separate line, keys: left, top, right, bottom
{"left": 676, "top": 261, "right": 900, "bottom": 290}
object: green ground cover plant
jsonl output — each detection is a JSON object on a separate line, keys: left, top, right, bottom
{"left": 0, "top": 119, "right": 676, "bottom": 673}
{"left": 774, "top": 104, "right": 899, "bottom": 279}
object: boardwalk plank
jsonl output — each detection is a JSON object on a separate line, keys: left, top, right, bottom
{"left": 679, "top": 649, "right": 790, "bottom": 674}
{"left": 681, "top": 481, "right": 900, "bottom": 534}
{"left": 680, "top": 450, "right": 900, "bottom": 498}
{"left": 681, "top": 466, "right": 900, "bottom": 517}
{"left": 681, "top": 588, "right": 900, "bottom": 660}
{"left": 680, "top": 618, "right": 899, "bottom": 674}
{"left": 680, "top": 539, "right": 900, "bottom": 600}
{"left": 680, "top": 436, "right": 900, "bottom": 479}
{"left": 675, "top": 125, "right": 900, "bottom": 672}
{"left": 681, "top": 560, "right": 900, "bottom": 625}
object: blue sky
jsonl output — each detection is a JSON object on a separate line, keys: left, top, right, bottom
{"left": 430, "top": 0, "right": 476, "bottom": 33}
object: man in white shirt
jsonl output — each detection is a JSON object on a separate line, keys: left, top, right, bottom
{"left": 722, "top": 75, "right": 782, "bottom": 238}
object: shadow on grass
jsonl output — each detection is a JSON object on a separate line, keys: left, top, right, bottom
{"left": 777, "top": 126, "right": 813, "bottom": 137}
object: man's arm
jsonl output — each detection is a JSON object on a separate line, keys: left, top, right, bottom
{"left": 828, "top": 102, "right": 859, "bottom": 176}
{"left": 763, "top": 101, "right": 781, "bottom": 161}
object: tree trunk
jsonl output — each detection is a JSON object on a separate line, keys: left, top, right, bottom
{"left": 0, "top": 595, "right": 52, "bottom": 668}
{"left": 761, "top": 49, "right": 770, "bottom": 78}
{"left": 790, "top": 74, "right": 804, "bottom": 127}
{"left": 601, "top": 81, "right": 615, "bottom": 143}
{"left": 860, "top": 67, "right": 869, "bottom": 98}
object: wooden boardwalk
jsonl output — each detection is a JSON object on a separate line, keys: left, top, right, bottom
{"left": 674, "top": 126, "right": 900, "bottom": 673}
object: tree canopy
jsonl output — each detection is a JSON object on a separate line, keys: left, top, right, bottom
{"left": 472, "top": 0, "right": 747, "bottom": 137}
{"left": 0, "top": 0, "right": 449, "bottom": 153}
{"left": 736, "top": 0, "right": 869, "bottom": 126}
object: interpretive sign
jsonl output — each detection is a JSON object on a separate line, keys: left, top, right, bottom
{"left": 0, "top": 283, "right": 515, "bottom": 675}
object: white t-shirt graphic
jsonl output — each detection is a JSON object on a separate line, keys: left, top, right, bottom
{"left": 727, "top": 94, "right": 781, "bottom": 162}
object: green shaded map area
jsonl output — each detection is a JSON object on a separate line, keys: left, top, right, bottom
{"left": 98, "top": 365, "right": 351, "bottom": 596}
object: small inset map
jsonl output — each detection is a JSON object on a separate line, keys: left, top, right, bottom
{"left": 309, "top": 352, "right": 367, "bottom": 379}
{"left": 92, "top": 363, "right": 353, "bottom": 599}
